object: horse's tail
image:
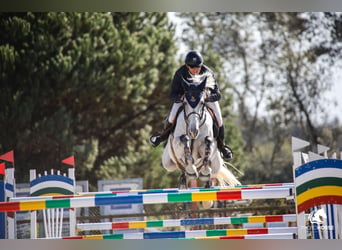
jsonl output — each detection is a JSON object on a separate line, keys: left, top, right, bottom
{"left": 216, "top": 163, "right": 241, "bottom": 187}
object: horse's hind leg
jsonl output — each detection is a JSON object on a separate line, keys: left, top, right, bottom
{"left": 201, "top": 177, "right": 215, "bottom": 209}
{"left": 178, "top": 172, "right": 187, "bottom": 189}
{"left": 204, "top": 179, "right": 212, "bottom": 188}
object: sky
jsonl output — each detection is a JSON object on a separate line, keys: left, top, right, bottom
{"left": 325, "top": 70, "right": 342, "bottom": 123}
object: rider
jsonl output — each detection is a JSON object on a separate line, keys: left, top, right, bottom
{"left": 150, "top": 50, "right": 233, "bottom": 160}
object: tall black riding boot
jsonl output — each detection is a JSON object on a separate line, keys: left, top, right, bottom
{"left": 217, "top": 125, "right": 233, "bottom": 160}
{"left": 150, "top": 121, "right": 173, "bottom": 147}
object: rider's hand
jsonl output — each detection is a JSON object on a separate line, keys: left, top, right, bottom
{"left": 204, "top": 89, "right": 210, "bottom": 102}
{"left": 175, "top": 95, "right": 184, "bottom": 103}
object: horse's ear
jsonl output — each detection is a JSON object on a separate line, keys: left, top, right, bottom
{"left": 199, "top": 76, "right": 207, "bottom": 91}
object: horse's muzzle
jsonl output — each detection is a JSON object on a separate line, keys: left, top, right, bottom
{"left": 189, "top": 128, "right": 199, "bottom": 139}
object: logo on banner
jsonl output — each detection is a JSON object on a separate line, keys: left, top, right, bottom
{"left": 308, "top": 208, "right": 326, "bottom": 224}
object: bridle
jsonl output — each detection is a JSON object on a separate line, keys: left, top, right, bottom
{"left": 182, "top": 95, "right": 207, "bottom": 132}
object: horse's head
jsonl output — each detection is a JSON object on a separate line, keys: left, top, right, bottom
{"left": 181, "top": 75, "right": 207, "bottom": 140}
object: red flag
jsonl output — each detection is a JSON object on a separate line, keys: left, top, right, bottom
{"left": 0, "top": 163, "right": 5, "bottom": 175}
{"left": 62, "top": 156, "right": 75, "bottom": 167}
{"left": 0, "top": 150, "right": 14, "bottom": 163}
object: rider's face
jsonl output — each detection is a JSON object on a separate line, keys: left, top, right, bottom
{"left": 186, "top": 65, "right": 201, "bottom": 75}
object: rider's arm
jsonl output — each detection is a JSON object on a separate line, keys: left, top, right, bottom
{"left": 204, "top": 72, "right": 221, "bottom": 102}
{"left": 170, "top": 69, "right": 185, "bottom": 103}
{"left": 205, "top": 85, "right": 221, "bottom": 102}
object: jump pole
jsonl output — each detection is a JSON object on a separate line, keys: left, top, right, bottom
{"left": 10, "top": 183, "right": 294, "bottom": 202}
{"left": 76, "top": 214, "right": 298, "bottom": 231}
{"left": 191, "top": 233, "right": 296, "bottom": 239}
{"left": 0, "top": 187, "right": 293, "bottom": 212}
{"left": 61, "top": 226, "right": 297, "bottom": 239}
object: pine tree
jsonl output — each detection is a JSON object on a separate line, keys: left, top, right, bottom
{"left": 0, "top": 12, "right": 177, "bottom": 188}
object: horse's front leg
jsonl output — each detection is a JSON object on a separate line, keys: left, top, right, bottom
{"left": 199, "top": 136, "right": 212, "bottom": 181}
{"left": 180, "top": 134, "right": 198, "bottom": 179}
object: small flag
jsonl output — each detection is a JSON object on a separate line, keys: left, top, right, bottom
{"left": 62, "top": 156, "right": 75, "bottom": 167}
{"left": 0, "top": 163, "right": 5, "bottom": 175}
{"left": 0, "top": 150, "right": 14, "bottom": 163}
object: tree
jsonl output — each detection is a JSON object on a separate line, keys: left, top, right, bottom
{"left": 177, "top": 12, "right": 342, "bottom": 183}
{"left": 0, "top": 12, "right": 177, "bottom": 188}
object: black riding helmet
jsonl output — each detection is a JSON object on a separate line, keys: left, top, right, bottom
{"left": 185, "top": 50, "right": 203, "bottom": 68}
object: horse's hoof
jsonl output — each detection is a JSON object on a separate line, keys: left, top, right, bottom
{"left": 199, "top": 174, "right": 211, "bottom": 182}
{"left": 186, "top": 172, "right": 198, "bottom": 180}
{"left": 199, "top": 167, "right": 212, "bottom": 181}
{"left": 185, "top": 165, "right": 198, "bottom": 177}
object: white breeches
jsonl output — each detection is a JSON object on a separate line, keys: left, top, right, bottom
{"left": 168, "top": 102, "right": 183, "bottom": 123}
{"left": 168, "top": 101, "right": 223, "bottom": 127}
{"left": 206, "top": 101, "right": 223, "bottom": 127}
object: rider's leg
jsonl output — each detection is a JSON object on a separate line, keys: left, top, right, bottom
{"left": 150, "top": 102, "right": 182, "bottom": 147}
{"left": 150, "top": 120, "right": 173, "bottom": 147}
{"left": 168, "top": 102, "right": 182, "bottom": 124}
{"left": 206, "top": 102, "right": 233, "bottom": 160}
{"left": 217, "top": 125, "right": 233, "bottom": 160}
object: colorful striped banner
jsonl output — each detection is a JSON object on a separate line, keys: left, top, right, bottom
{"left": 77, "top": 214, "right": 297, "bottom": 231}
{"left": 295, "top": 159, "right": 342, "bottom": 213}
{"left": 62, "top": 227, "right": 297, "bottom": 239}
{"left": 0, "top": 187, "right": 292, "bottom": 212}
